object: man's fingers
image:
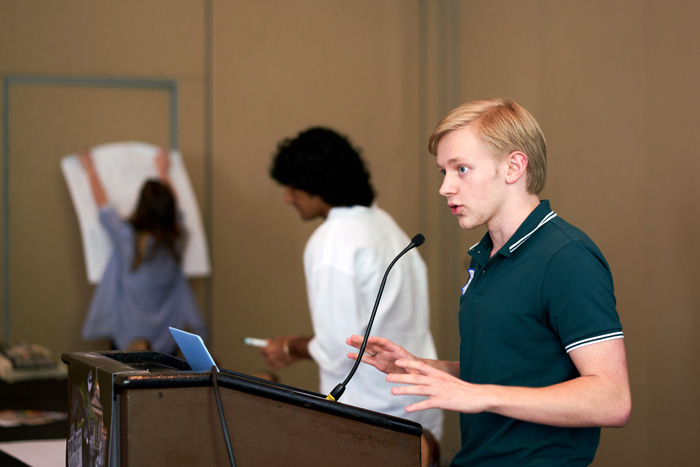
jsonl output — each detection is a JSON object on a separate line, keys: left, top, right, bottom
{"left": 393, "top": 358, "right": 432, "bottom": 375}
{"left": 404, "top": 399, "right": 436, "bottom": 413}
{"left": 387, "top": 371, "right": 432, "bottom": 386}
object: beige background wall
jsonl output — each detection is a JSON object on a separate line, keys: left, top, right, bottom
{"left": 1, "top": 1, "right": 698, "bottom": 465}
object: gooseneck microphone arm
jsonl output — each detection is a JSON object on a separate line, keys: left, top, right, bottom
{"left": 326, "top": 233, "right": 426, "bottom": 402}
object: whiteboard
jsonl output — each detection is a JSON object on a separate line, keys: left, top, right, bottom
{"left": 61, "top": 142, "right": 211, "bottom": 284}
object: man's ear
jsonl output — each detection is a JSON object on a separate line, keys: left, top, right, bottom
{"left": 505, "top": 151, "right": 528, "bottom": 185}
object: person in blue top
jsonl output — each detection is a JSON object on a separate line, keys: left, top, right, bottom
{"left": 347, "top": 98, "right": 631, "bottom": 466}
{"left": 79, "top": 148, "right": 206, "bottom": 354}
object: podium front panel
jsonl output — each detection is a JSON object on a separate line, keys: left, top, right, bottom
{"left": 63, "top": 351, "right": 421, "bottom": 466}
{"left": 120, "top": 384, "right": 419, "bottom": 466}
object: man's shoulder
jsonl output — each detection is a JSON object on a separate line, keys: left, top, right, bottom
{"left": 321, "top": 205, "right": 399, "bottom": 235}
{"left": 530, "top": 217, "right": 612, "bottom": 279}
{"left": 307, "top": 205, "right": 410, "bottom": 257}
{"left": 546, "top": 216, "right": 601, "bottom": 251}
{"left": 310, "top": 213, "right": 379, "bottom": 249}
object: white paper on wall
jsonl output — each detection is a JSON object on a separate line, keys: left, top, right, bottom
{"left": 61, "top": 141, "right": 211, "bottom": 284}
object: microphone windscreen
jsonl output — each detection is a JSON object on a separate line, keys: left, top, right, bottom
{"left": 411, "top": 233, "right": 425, "bottom": 247}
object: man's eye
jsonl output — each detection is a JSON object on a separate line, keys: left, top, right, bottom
{"left": 458, "top": 166, "right": 468, "bottom": 174}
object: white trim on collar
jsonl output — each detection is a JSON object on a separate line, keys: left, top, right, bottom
{"left": 467, "top": 210, "right": 558, "bottom": 254}
{"left": 509, "top": 211, "right": 557, "bottom": 253}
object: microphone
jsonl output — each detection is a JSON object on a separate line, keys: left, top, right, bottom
{"left": 326, "top": 233, "right": 426, "bottom": 402}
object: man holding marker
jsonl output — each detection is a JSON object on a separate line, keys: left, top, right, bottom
{"left": 259, "top": 127, "right": 444, "bottom": 449}
{"left": 347, "top": 98, "right": 631, "bottom": 466}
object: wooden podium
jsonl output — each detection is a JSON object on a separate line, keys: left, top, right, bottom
{"left": 62, "top": 351, "right": 422, "bottom": 466}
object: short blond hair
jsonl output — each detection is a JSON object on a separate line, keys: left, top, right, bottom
{"left": 428, "top": 98, "right": 547, "bottom": 194}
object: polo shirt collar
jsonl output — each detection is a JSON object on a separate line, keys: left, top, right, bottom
{"left": 469, "top": 199, "right": 557, "bottom": 263}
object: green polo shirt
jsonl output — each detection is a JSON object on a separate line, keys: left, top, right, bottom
{"left": 452, "top": 200, "right": 623, "bottom": 467}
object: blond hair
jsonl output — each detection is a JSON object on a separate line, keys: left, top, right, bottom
{"left": 428, "top": 98, "right": 547, "bottom": 194}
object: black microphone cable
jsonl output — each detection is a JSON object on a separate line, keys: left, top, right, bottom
{"left": 326, "top": 233, "right": 425, "bottom": 402}
{"left": 211, "top": 366, "right": 237, "bottom": 467}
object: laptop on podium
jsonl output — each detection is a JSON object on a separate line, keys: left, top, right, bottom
{"left": 169, "top": 327, "right": 219, "bottom": 372}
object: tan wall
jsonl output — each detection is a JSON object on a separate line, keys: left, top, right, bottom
{"left": 1, "top": 0, "right": 698, "bottom": 465}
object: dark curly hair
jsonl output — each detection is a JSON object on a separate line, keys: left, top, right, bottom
{"left": 270, "top": 127, "right": 375, "bottom": 207}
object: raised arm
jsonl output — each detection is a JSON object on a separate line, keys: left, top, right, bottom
{"left": 155, "top": 148, "right": 173, "bottom": 187}
{"left": 79, "top": 148, "right": 108, "bottom": 207}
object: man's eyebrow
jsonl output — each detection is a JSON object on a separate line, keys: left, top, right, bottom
{"left": 436, "top": 156, "right": 462, "bottom": 169}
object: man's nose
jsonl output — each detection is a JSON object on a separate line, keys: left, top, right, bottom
{"left": 439, "top": 175, "right": 455, "bottom": 197}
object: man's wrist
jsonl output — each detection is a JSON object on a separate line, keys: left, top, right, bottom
{"left": 284, "top": 335, "right": 313, "bottom": 360}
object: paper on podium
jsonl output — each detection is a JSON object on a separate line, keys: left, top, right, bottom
{"left": 61, "top": 142, "right": 211, "bottom": 284}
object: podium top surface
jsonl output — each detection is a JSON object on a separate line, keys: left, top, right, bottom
{"left": 62, "top": 350, "right": 422, "bottom": 437}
